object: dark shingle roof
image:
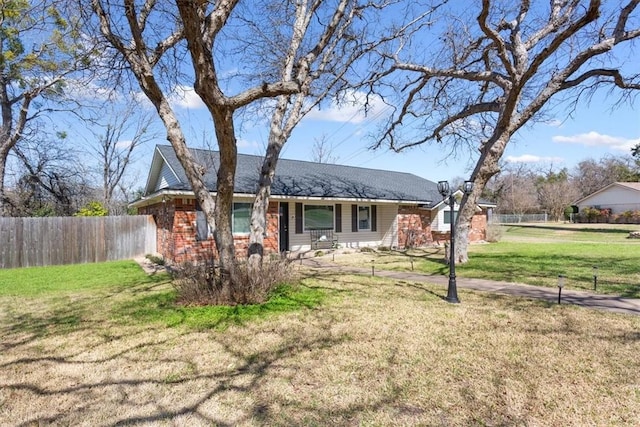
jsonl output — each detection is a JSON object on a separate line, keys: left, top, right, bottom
{"left": 155, "top": 145, "right": 443, "bottom": 204}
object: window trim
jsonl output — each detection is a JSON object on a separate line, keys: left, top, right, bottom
{"left": 232, "top": 202, "right": 252, "bottom": 235}
{"left": 357, "top": 205, "right": 371, "bottom": 231}
{"left": 303, "top": 204, "right": 335, "bottom": 231}
{"left": 443, "top": 209, "right": 457, "bottom": 225}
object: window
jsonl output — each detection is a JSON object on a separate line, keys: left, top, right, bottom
{"left": 358, "top": 205, "right": 370, "bottom": 230}
{"left": 444, "top": 210, "right": 458, "bottom": 224}
{"left": 233, "top": 203, "right": 251, "bottom": 234}
{"left": 304, "top": 205, "right": 334, "bottom": 230}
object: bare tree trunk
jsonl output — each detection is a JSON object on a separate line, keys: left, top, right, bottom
{"left": 0, "top": 147, "right": 9, "bottom": 216}
{"left": 456, "top": 134, "right": 508, "bottom": 263}
{"left": 246, "top": 0, "right": 355, "bottom": 275}
{"left": 210, "top": 108, "right": 240, "bottom": 300}
{"left": 248, "top": 147, "right": 279, "bottom": 275}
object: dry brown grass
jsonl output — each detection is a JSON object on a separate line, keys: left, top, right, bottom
{"left": 2, "top": 266, "right": 640, "bottom": 426}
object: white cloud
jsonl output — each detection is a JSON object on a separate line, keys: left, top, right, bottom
{"left": 168, "top": 85, "right": 206, "bottom": 109}
{"left": 552, "top": 131, "right": 639, "bottom": 151}
{"left": 237, "top": 138, "right": 260, "bottom": 149}
{"left": 64, "top": 79, "right": 117, "bottom": 103}
{"left": 506, "top": 154, "right": 564, "bottom": 163}
{"left": 306, "top": 90, "right": 387, "bottom": 124}
{"left": 115, "top": 140, "right": 133, "bottom": 149}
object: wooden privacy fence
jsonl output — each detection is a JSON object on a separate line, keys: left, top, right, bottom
{"left": 0, "top": 216, "right": 157, "bottom": 269}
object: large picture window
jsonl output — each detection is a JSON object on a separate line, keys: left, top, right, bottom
{"left": 358, "top": 205, "right": 370, "bottom": 230}
{"left": 233, "top": 203, "right": 251, "bottom": 234}
{"left": 304, "top": 205, "right": 334, "bottom": 230}
{"left": 444, "top": 210, "right": 458, "bottom": 224}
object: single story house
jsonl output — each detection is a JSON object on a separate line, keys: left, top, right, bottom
{"left": 132, "top": 145, "right": 495, "bottom": 264}
{"left": 574, "top": 182, "right": 640, "bottom": 215}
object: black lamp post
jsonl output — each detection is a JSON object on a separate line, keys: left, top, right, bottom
{"left": 438, "top": 179, "right": 475, "bottom": 304}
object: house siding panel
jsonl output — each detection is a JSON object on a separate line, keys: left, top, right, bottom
{"left": 155, "top": 163, "right": 181, "bottom": 191}
{"left": 576, "top": 186, "right": 640, "bottom": 214}
{"left": 287, "top": 202, "right": 396, "bottom": 251}
{"left": 379, "top": 205, "right": 398, "bottom": 247}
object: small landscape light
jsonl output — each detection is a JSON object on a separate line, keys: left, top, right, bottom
{"left": 593, "top": 266, "right": 598, "bottom": 291}
{"left": 371, "top": 259, "right": 375, "bottom": 276}
{"left": 557, "top": 274, "right": 565, "bottom": 304}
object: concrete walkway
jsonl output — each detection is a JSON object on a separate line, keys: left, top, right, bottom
{"left": 301, "top": 258, "right": 640, "bottom": 316}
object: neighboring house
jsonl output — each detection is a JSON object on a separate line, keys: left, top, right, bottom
{"left": 132, "top": 145, "right": 495, "bottom": 264}
{"left": 574, "top": 182, "right": 640, "bottom": 215}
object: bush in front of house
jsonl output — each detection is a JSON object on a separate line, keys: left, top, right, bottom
{"left": 575, "top": 207, "right": 640, "bottom": 224}
{"left": 576, "top": 207, "right": 612, "bottom": 223}
{"left": 485, "top": 224, "right": 503, "bottom": 242}
{"left": 172, "top": 257, "right": 296, "bottom": 306}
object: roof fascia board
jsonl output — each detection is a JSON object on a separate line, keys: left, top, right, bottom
{"left": 130, "top": 188, "right": 433, "bottom": 207}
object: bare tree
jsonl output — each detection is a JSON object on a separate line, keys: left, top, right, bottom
{"left": 8, "top": 136, "right": 93, "bottom": 216}
{"left": 87, "top": 0, "right": 387, "bottom": 301}
{"left": 491, "top": 164, "right": 540, "bottom": 218}
{"left": 0, "top": 1, "right": 94, "bottom": 216}
{"left": 246, "top": 1, "right": 442, "bottom": 275}
{"left": 88, "top": 102, "right": 157, "bottom": 214}
{"left": 311, "top": 134, "right": 340, "bottom": 164}
{"left": 371, "top": 0, "right": 640, "bottom": 262}
{"left": 536, "top": 168, "right": 578, "bottom": 221}
{"left": 572, "top": 155, "right": 640, "bottom": 198}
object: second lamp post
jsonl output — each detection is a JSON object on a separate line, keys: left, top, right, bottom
{"left": 437, "top": 179, "right": 475, "bottom": 304}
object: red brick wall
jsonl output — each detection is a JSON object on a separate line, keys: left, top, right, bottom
{"left": 469, "top": 211, "right": 487, "bottom": 242}
{"left": 395, "top": 206, "right": 489, "bottom": 249}
{"left": 397, "top": 206, "right": 433, "bottom": 249}
{"left": 431, "top": 211, "right": 489, "bottom": 244}
{"left": 140, "top": 199, "right": 279, "bottom": 264}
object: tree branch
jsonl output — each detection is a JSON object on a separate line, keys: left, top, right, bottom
{"left": 478, "top": 0, "right": 516, "bottom": 79}
{"left": 561, "top": 68, "right": 640, "bottom": 90}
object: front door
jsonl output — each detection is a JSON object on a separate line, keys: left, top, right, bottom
{"left": 279, "top": 202, "right": 289, "bottom": 252}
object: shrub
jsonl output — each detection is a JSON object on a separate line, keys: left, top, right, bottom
{"left": 172, "top": 257, "right": 296, "bottom": 306}
{"left": 360, "top": 246, "right": 375, "bottom": 253}
{"left": 74, "top": 201, "right": 108, "bottom": 217}
{"left": 485, "top": 224, "right": 503, "bottom": 242}
{"left": 145, "top": 254, "right": 165, "bottom": 266}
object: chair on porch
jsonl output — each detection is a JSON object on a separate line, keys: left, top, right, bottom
{"left": 310, "top": 228, "right": 338, "bottom": 250}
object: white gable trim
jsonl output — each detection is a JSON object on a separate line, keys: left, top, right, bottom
{"left": 145, "top": 147, "right": 182, "bottom": 194}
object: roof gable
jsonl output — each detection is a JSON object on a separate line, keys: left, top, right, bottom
{"left": 574, "top": 182, "right": 640, "bottom": 205}
{"left": 145, "top": 147, "right": 181, "bottom": 193}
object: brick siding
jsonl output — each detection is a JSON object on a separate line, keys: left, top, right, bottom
{"left": 141, "top": 198, "right": 490, "bottom": 262}
{"left": 139, "top": 199, "right": 279, "bottom": 264}
{"left": 397, "top": 206, "right": 434, "bottom": 248}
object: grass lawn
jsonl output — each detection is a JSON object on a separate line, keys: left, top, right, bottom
{"left": 327, "top": 223, "right": 640, "bottom": 297}
{"left": 1, "top": 259, "right": 640, "bottom": 425}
